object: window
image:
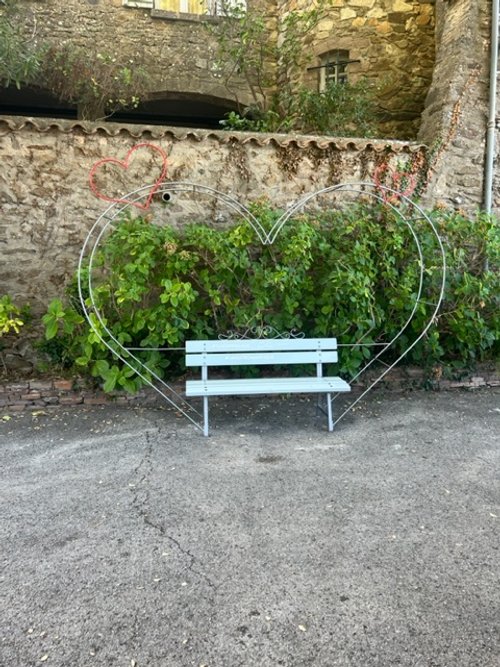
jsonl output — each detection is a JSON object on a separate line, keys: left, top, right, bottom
{"left": 318, "top": 50, "right": 350, "bottom": 91}
{"left": 123, "top": 0, "right": 153, "bottom": 7}
{"left": 154, "top": 0, "right": 204, "bottom": 12}
{"left": 123, "top": 0, "right": 246, "bottom": 15}
{"left": 206, "top": 0, "right": 246, "bottom": 14}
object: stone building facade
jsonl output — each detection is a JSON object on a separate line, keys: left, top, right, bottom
{"left": 293, "top": 0, "right": 436, "bottom": 139}
{"left": 10, "top": 0, "right": 256, "bottom": 120}
{"left": 0, "top": 0, "right": 498, "bottom": 312}
{"left": 418, "top": 0, "right": 494, "bottom": 211}
{"left": 8, "top": 0, "right": 436, "bottom": 139}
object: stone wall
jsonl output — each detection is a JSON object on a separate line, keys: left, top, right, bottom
{"left": 283, "top": 0, "right": 436, "bottom": 139}
{"left": 0, "top": 116, "right": 424, "bottom": 310}
{"left": 19, "top": 0, "right": 436, "bottom": 139}
{"left": 22, "top": 0, "right": 255, "bottom": 107}
{"left": 418, "top": 0, "right": 491, "bottom": 210}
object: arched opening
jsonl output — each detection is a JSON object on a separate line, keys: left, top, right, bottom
{"left": 0, "top": 86, "right": 239, "bottom": 129}
{"left": 108, "top": 92, "right": 239, "bottom": 129}
{"left": 0, "top": 85, "right": 77, "bottom": 119}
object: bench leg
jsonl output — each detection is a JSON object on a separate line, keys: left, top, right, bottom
{"left": 203, "top": 396, "right": 209, "bottom": 437}
{"left": 327, "top": 393, "right": 334, "bottom": 432}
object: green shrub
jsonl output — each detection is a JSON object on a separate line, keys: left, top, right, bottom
{"left": 39, "top": 45, "right": 150, "bottom": 121}
{"left": 40, "top": 204, "right": 499, "bottom": 391}
{"left": 295, "top": 79, "right": 376, "bottom": 137}
{"left": 210, "top": 0, "right": 378, "bottom": 137}
{"left": 0, "top": 295, "right": 25, "bottom": 336}
{"left": 0, "top": 1, "right": 42, "bottom": 89}
{"left": 220, "top": 80, "right": 377, "bottom": 136}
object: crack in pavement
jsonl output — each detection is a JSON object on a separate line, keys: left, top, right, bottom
{"left": 129, "top": 428, "right": 219, "bottom": 594}
{"left": 126, "top": 606, "right": 141, "bottom": 664}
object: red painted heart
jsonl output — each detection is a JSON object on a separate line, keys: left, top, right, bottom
{"left": 88, "top": 143, "right": 168, "bottom": 211}
{"left": 373, "top": 163, "right": 417, "bottom": 204}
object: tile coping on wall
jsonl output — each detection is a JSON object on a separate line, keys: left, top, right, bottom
{"left": 0, "top": 115, "right": 426, "bottom": 153}
{"left": 1, "top": 366, "right": 498, "bottom": 414}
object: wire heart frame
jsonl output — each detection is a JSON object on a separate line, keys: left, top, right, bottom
{"left": 79, "top": 181, "right": 446, "bottom": 434}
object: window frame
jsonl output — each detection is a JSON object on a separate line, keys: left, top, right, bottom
{"left": 122, "top": 0, "right": 153, "bottom": 8}
{"left": 318, "top": 49, "right": 350, "bottom": 92}
{"left": 123, "top": 0, "right": 246, "bottom": 16}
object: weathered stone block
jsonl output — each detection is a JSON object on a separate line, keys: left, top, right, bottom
{"left": 43, "top": 396, "right": 61, "bottom": 405}
{"left": 29, "top": 380, "right": 54, "bottom": 391}
{"left": 392, "top": 0, "right": 413, "bottom": 11}
{"left": 53, "top": 379, "right": 74, "bottom": 391}
{"left": 376, "top": 21, "right": 392, "bottom": 34}
{"left": 59, "top": 396, "right": 84, "bottom": 405}
{"left": 6, "top": 383, "right": 29, "bottom": 392}
{"left": 366, "top": 7, "right": 386, "bottom": 18}
{"left": 83, "top": 396, "right": 111, "bottom": 405}
{"left": 340, "top": 7, "right": 357, "bottom": 20}
{"left": 349, "top": 0, "right": 375, "bottom": 7}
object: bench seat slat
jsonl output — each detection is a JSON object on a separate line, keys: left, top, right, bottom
{"left": 186, "top": 351, "right": 338, "bottom": 367}
{"left": 185, "top": 337, "right": 349, "bottom": 435}
{"left": 186, "top": 376, "right": 351, "bottom": 397}
{"left": 186, "top": 338, "right": 337, "bottom": 353}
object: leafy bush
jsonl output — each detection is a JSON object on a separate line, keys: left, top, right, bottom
{"left": 1, "top": 1, "right": 150, "bottom": 120}
{"left": 40, "top": 205, "right": 499, "bottom": 391}
{"left": 211, "top": 0, "right": 378, "bottom": 137}
{"left": 427, "top": 209, "right": 499, "bottom": 367}
{"left": 295, "top": 79, "right": 376, "bottom": 137}
{"left": 39, "top": 45, "right": 150, "bottom": 121}
{"left": 0, "top": 1, "right": 42, "bottom": 88}
{"left": 220, "top": 80, "right": 377, "bottom": 136}
{"left": 0, "top": 295, "right": 25, "bottom": 336}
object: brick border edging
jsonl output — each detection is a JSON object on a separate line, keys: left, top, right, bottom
{"left": 1, "top": 367, "right": 499, "bottom": 413}
{"left": 0, "top": 378, "right": 160, "bottom": 412}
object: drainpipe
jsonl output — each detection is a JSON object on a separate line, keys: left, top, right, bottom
{"left": 483, "top": 0, "right": 499, "bottom": 215}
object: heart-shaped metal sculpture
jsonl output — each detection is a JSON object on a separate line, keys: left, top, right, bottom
{"left": 88, "top": 143, "right": 168, "bottom": 211}
{"left": 80, "top": 181, "right": 445, "bottom": 434}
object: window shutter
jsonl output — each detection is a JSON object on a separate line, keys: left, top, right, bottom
{"left": 188, "top": 0, "right": 208, "bottom": 13}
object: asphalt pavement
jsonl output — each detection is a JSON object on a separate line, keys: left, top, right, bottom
{"left": 1, "top": 388, "right": 499, "bottom": 667}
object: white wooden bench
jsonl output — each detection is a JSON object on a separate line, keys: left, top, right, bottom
{"left": 185, "top": 338, "right": 351, "bottom": 436}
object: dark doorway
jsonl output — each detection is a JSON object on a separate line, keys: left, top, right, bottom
{"left": 0, "top": 86, "right": 238, "bottom": 129}
{"left": 109, "top": 93, "right": 238, "bottom": 129}
{"left": 0, "top": 86, "right": 77, "bottom": 119}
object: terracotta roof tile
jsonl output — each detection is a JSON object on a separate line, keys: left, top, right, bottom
{"left": 0, "top": 115, "right": 426, "bottom": 153}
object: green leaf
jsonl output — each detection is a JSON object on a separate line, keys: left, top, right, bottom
{"left": 44, "top": 319, "right": 58, "bottom": 340}
{"left": 94, "top": 359, "right": 110, "bottom": 376}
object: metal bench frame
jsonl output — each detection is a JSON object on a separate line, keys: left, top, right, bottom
{"left": 185, "top": 338, "right": 351, "bottom": 436}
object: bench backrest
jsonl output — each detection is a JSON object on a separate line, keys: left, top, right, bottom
{"left": 185, "top": 338, "right": 338, "bottom": 368}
